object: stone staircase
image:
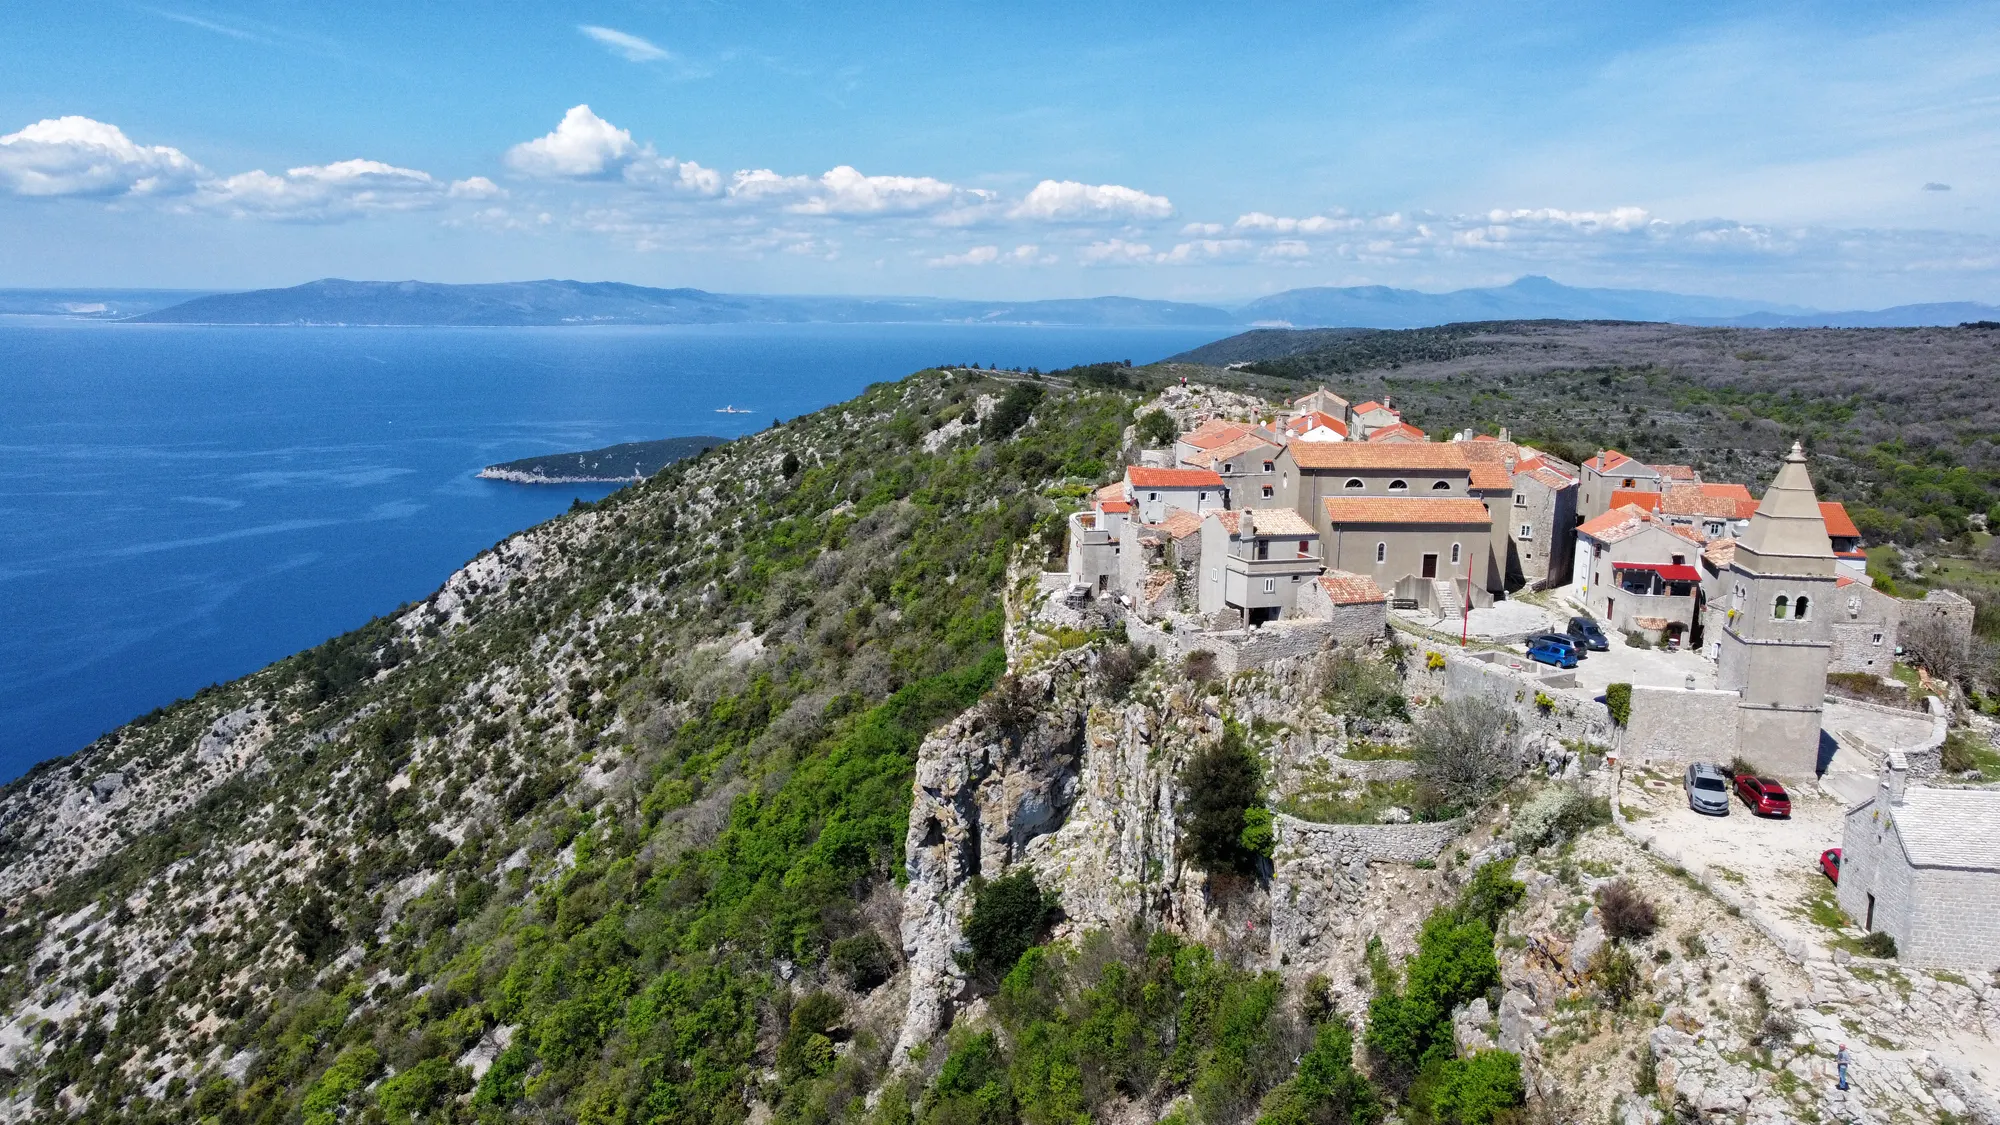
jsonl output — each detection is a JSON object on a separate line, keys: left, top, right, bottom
{"left": 1432, "top": 579, "right": 1462, "bottom": 622}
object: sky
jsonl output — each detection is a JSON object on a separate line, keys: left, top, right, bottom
{"left": 2, "top": 1, "right": 1997, "bottom": 307}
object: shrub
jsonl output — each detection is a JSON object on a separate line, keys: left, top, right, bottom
{"left": 1507, "top": 785, "right": 1606, "bottom": 852}
{"left": 1588, "top": 943, "right": 1641, "bottom": 1007}
{"left": 1365, "top": 911, "right": 1499, "bottom": 1077}
{"left": 1595, "top": 880, "right": 1658, "bottom": 942}
{"left": 1239, "top": 806, "right": 1276, "bottom": 859}
{"left": 1454, "top": 859, "right": 1524, "bottom": 931}
{"left": 1253, "top": 1021, "right": 1381, "bottom": 1125}
{"left": 920, "top": 1030, "right": 1013, "bottom": 1125}
{"left": 1323, "top": 648, "right": 1408, "bottom": 722}
{"left": 981, "top": 383, "right": 1044, "bottom": 441}
{"left": 781, "top": 451, "right": 802, "bottom": 477}
{"left": 1623, "top": 632, "right": 1653, "bottom": 649}
{"left": 1426, "top": 651, "right": 1447, "bottom": 672}
{"left": 1183, "top": 649, "right": 1220, "bottom": 684}
{"left": 377, "top": 1057, "right": 471, "bottom": 1124}
{"left": 1097, "top": 643, "right": 1153, "bottom": 701}
{"left": 1604, "top": 683, "right": 1632, "bottom": 727}
{"left": 965, "top": 869, "right": 1057, "bottom": 979}
{"left": 1856, "top": 930, "right": 1897, "bottom": 958}
{"left": 830, "top": 931, "right": 897, "bottom": 991}
{"left": 1135, "top": 409, "right": 1179, "bottom": 447}
{"left": 1423, "top": 1050, "right": 1524, "bottom": 1125}
{"left": 1180, "top": 723, "right": 1267, "bottom": 875}
{"left": 778, "top": 991, "right": 844, "bottom": 1081}
{"left": 292, "top": 897, "right": 340, "bottom": 964}
{"left": 1410, "top": 697, "right": 1517, "bottom": 815}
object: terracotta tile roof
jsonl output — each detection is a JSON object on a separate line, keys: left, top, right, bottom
{"left": 1656, "top": 464, "right": 1697, "bottom": 482}
{"left": 1206, "top": 433, "right": 1283, "bottom": 464}
{"left": 1366, "top": 422, "right": 1429, "bottom": 443}
{"left": 1095, "top": 482, "right": 1128, "bottom": 503}
{"left": 1180, "top": 420, "right": 1253, "bottom": 450}
{"left": 1240, "top": 507, "right": 1318, "bottom": 537}
{"left": 1585, "top": 450, "right": 1633, "bottom": 472}
{"left": 1577, "top": 504, "right": 1651, "bottom": 542}
{"left": 1700, "top": 482, "right": 1754, "bottom": 501}
{"left": 1097, "top": 499, "right": 1131, "bottom": 514}
{"left": 1322, "top": 497, "right": 1493, "bottom": 526}
{"left": 1286, "top": 410, "right": 1348, "bottom": 437}
{"left": 1517, "top": 466, "right": 1575, "bottom": 491}
{"left": 1317, "top": 571, "right": 1387, "bottom": 605}
{"left": 1703, "top": 538, "right": 1737, "bottom": 568}
{"left": 1212, "top": 510, "right": 1241, "bottom": 534}
{"left": 1820, "top": 502, "right": 1861, "bottom": 539}
{"left": 1127, "top": 466, "right": 1225, "bottom": 488}
{"left": 1152, "top": 510, "right": 1204, "bottom": 540}
{"left": 1456, "top": 439, "right": 1519, "bottom": 464}
{"left": 1288, "top": 443, "right": 1471, "bottom": 471}
{"left": 1658, "top": 484, "right": 1743, "bottom": 519}
{"left": 1468, "top": 464, "right": 1514, "bottom": 491}
{"left": 1835, "top": 574, "right": 1858, "bottom": 588}
{"left": 1610, "top": 489, "right": 1662, "bottom": 512}
{"left": 1352, "top": 400, "right": 1388, "bottom": 415}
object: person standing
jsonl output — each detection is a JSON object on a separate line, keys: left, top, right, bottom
{"left": 1837, "top": 1044, "right": 1851, "bottom": 1091}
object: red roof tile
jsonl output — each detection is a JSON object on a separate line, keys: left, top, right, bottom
{"left": 1586, "top": 450, "right": 1633, "bottom": 472}
{"left": 1819, "top": 502, "right": 1861, "bottom": 539}
{"left": 1317, "top": 571, "right": 1388, "bottom": 605}
{"left": 1366, "top": 422, "right": 1429, "bottom": 443}
{"left": 1469, "top": 464, "right": 1514, "bottom": 491}
{"left": 1288, "top": 443, "right": 1471, "bottom": 471}
{"left": 1127, "top": 466, "right": 1225, "bottom": 488}
{"left": 1322, "top": 497, "right": 1493, "bottom": 526}
{"left": 1610, "top": 489, "right": 1662, "bottom": 512}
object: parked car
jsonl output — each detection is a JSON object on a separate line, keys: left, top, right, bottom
{"left": 1527, "top": 632, "right": 1586, "bottom": 660}
{"left": 1685, "top": 762, "right": 1731, "bottom": 815}
{"left": 1735, "top": 774, "right": 1792, "bottom": 817}
{"left": 1567, "top": 616, "right": 1610, "bottom": 651}
{"left": 1820, "top": 848, "right": 1842, "bottom": 884}
{"left": 1525, "top": 639, "right": 1579, "bottom": 669}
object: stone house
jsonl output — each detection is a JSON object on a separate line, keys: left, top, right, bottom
{"left": 1317, "top": 496, "right": 1498, "bottom": 614}
{"left": 1289, "top": 386, "right": 1351, "bottom": 425}
{"left": 1365, "top": 421, "right": 1428, "bottom": 443}
{"left": 1655, "top": 483, "right": 1758, "bottom": 541}
{"left": 1065, "top": 509, "right": 1121, "bottom": 595}
{"left": 1821, "top": 502, "right": 1868, "bottom": 582}
{"left": 1573, "top": 504, "right": 1706, "bottom": 641}
{"left": 1508, "top": 457, "right": 1580, "bottom": 588}
{"left": 1173, "top": 418, "right": 1257, "bottom": 469}
{"left": 1349, "top": 400, "right": 1402, "bottom": 438}
{"left": 1283, "top": 410, "right": 1348, "bottom": 443}
{"left": 1117, "top": 508, "right": 1202, "bottom": 606}
{"left": 1578, "top": 450, "right": 1665, "bottom": 520}
{"left": 1295, "top": 571, "right": 1390, "bottom": 643}
{"left": 1197, "top": 508, "right": 1325, "bottom": 626}
{"left": 1839, "top": 756, "right": 2000, "bottom": 970}
{"left": 1186, "top": 432, "right": 1288, "bottom": 506}
{"left": 1829, "top": 576, "right": 1901, "bottom": 674}
{"left": 1124, "top": 466, "right": 1227, "bottom": 523}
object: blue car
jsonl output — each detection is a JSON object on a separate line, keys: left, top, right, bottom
{"left": 1525, "top": 639, "right": 1579, "bottom": 669}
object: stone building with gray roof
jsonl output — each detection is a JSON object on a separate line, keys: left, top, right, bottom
{"left": 1838, "top": 753, "right": 2000, "bottom": 970}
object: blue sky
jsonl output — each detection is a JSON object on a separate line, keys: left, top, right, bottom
{"left": 2, "top": 1, "right": 1996, "bottom": 305}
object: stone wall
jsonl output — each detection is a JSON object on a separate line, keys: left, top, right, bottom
{"left": 1273, "top": 813, "right": 1467, "bottom": 862}
{"left": 1624, "top": 684, "right": 1743, "bottom": 766}
{"left": 1909, "top": 865, "right": 2000, "bottom": 971}
{"left": 1437, "top": 647, "right": 1616, "bottom": 748}
{"left": 1268, "top": 813, "right": 1468, "bottom": 971}
{"left": 1126, "top": 616, "right": 1335, "bottom": 676}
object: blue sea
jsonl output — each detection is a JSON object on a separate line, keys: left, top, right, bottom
{"left": 1, "top": 320, "right": 1227, "bottom": 779}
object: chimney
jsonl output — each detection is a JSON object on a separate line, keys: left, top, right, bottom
{"left": 1882, "top": 750, "right": 1908, "bottom": 807}
{"left": 1239, "top": 510, "right": 1255, "bottom": 539}
{"left": 1499, "top": 426, "right": 1510, "bottom": 442}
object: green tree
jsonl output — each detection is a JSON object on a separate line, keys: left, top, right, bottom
{"left": 1254, "top": 1021, "right": 1381, "bottom": 1125}
{"left": 1425, "top": 1050, "right": 1524, "bottom": 1125}
{"left": 1135, "top": 409, "right": 1180, "bottom": 447}
{"left": 982, "top": 384, "right": 1045, "bottom": 441}
{"left": 966, "top": 869, "right": 1057, "bottom": 979}
{"left": 1179, "top": 723, "right": 1267, "bottom": 875}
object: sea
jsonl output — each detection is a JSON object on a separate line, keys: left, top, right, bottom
{"left": 0, "top": 320, "right": 1229, "bottom": 780}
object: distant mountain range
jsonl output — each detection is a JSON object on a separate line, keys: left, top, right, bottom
{"left": 18, "top": 275, "right": 1997, "bottom": 330}
{"left": 128, "top": 279, "right": 1237, "bottom": 327}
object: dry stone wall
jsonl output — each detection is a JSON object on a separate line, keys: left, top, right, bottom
{"left": 1623, "top": 685, "right": 1741, "bottom": 765}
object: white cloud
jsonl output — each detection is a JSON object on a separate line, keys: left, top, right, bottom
{"left": 199, "top": 159, "right": 456, "bottom": 221}
{"left": 1181, "top": 221, "right": 1225, "bottom": 236}
{"left": 578, "top": 25, "right": 671, "bottom": 63}
{"left": 929, "top": 245, "right": 1000, "bottom": 267}
{"left": 1011, "top": 180, "right": 1172, "bottom": 222}
{"left": 448, "top": 176, "right": 504, "bottom": 200}
{"left": 1262, "top": 240, "right": 1312, "bottom": 260}
{"left": 625, "top": 156, "right": 724, "bottom": 196}
{"left": 1078, "top": 238, "right": 1157, "bottom": 265}
{"left": 791, "top": 166, "right": 958, "bottom": 215}
{"left": 505, "top": 105, "right": 639, "bottom": 179}
{"left": 1232, "top": 211, "right": 1357, "bottom": 234}
{"left": 0, "top": 116, "right": 204, "bottom": 198}
{"left": 1158, "top": 238, "right": 1251, "bottom": 263}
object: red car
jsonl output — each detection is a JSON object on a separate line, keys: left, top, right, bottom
{"left": 1820, "top": 848, "right": 1841, "bottom": 884}
{"left": 1735, "top": 774, "right": 1791, "bottom": 817}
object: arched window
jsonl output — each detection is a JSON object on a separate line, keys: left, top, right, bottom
{"left": 1773, "top": 595, "right": 1790, "bottom": 620}
{"left": 1432, "top": 480, "right": 1452, "bottom": 491}
{"left": 1389, "top": 479, "right": 1409, "bottom": 492}
{"left": 1344, "top": 478, "right": 1364, "bottom": 490}
{"left": 1450, "top": 542, "right": 1462, "bottom": 564}
{"left": 1794, "top": 595, "right": 1810, "bottom": 620}
{"left": 1375, "top": 542, "right": 1387, "bottom": 564}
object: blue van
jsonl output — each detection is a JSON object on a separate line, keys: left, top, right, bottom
{"left": 1525, "top": 639, "right": 1579, "bottom": 669}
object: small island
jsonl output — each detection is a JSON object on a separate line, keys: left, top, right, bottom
{"left": 478, "top": 435, "right": 727, "bottom": 484}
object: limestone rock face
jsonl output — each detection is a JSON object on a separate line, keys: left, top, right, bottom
{"left": 895, "top": 653, "right": 1088, "bottom": 1059}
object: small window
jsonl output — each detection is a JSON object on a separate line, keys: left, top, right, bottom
{"left": 1518, "top": 524, "right": 1533, "bottom": 539}
{"left": 1773, "top": 595, "right": 1790, "bottom": 619}
{"left": 1344, "top": 478, "right": 1364, "bottom": 490}
{"left": 1514, "top": 494, "right": 1527, "bottom": 507}
{"left": 1389, "top": 479, "right": 1409, "bottom": 491}
{"left": 1671, "top": 554, "right": 1685, "bottom": 566}
{"left": 1262, "top": 577, "right": 1276, "bottom": 593}
{"left": 1450, "top": 542, "right": 1461, "bottom": 564}
{"left": 1222, "top": 463, "right": 1233, "bottom": 473}
{"left": 1375, "top": 542, "right": 1387, "bottom": 563}
{"left": 1255, "top": 539, "right": 1270, "bottom": 560}
{"left": 1262, "top": 460, "right": 1274, "bottom": 472}
{"left": 1622, "top": 477, "right": 1636, "bottom": 487}
{"left": 1149, "top": 492, "right": 1159, "bottom": 501}
{"left": 1198, "top": 491, "right": 1208, "bottom": 501}
{"left": 1432, "top": 480, "right": 1452, "bottom": 491}
{"left": 1872, "top": 632, "right": 1884, "bottom": 645}
{"left": 1795, "top": 595, "right": 1810, "bottom": 620}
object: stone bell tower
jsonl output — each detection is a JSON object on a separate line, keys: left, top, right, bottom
{"left": 1717, "top": 442, "right": 1837, "bottom": 777}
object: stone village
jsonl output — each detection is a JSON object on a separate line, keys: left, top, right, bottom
{"left": 1056, "top": 381, "right": 1997, "bottom": 979}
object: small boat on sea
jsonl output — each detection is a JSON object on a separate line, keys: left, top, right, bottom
{"left": 715, "top": 405, "right": 753, "bottom": 414}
